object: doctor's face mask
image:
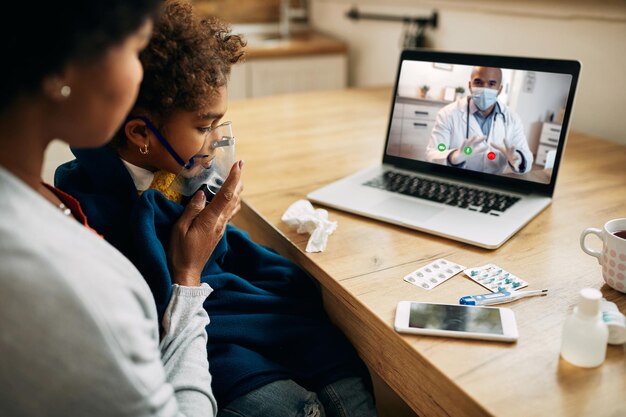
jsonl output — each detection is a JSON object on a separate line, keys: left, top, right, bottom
{"left": 470, "top": 87, "right": 499, "bottom": 111}
{"left": 469, "top": 66, "right": 502, "bottom": 111}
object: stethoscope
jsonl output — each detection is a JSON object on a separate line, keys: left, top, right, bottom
{"left": 465, "top": 96, "right": 507, "bottom": 140}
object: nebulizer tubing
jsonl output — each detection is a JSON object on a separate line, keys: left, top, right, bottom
{"left": 127, "top": 116, "right": 193, "bottom": 168}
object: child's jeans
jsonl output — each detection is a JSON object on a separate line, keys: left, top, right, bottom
{"left": 217, "top": 377, "right": 377, "bottom": 417}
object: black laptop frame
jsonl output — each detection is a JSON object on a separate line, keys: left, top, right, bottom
{"left": 382, "top": 48, "right": 581, "bottom": 197}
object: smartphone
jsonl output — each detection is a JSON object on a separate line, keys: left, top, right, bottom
{"left": 394, "top": 301, "right": 519, "bottom": 342}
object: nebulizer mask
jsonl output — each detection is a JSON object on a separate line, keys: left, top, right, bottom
{"left": 169, "top": 121, "right": 235, "bottom": 201}
{"left": 129, "top": 116, "right": 235, "bottom": 203}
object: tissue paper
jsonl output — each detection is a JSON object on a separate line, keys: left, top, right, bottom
{"left": 281, "top": 199, "right": 337, "bottom": 252}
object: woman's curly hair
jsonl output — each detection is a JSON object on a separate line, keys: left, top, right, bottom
{"left": 135, "top": 0, "right": 244, "bottom": 121}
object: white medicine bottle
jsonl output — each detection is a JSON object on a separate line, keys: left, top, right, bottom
{"left": 560, "top": 288, "right": 608, "bottom": 367}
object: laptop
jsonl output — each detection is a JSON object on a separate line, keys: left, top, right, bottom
{"left": 307, "top": 49, "right": 581, "bottom": 249}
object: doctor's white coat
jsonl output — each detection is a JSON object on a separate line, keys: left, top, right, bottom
{"left": 425, "top": 97, "right": 533, "bottom": 174}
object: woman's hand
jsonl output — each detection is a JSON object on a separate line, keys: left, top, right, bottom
{"left": 168, "top": 160, "right": 244, "bottom": 286}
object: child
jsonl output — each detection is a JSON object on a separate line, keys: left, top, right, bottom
{"left": 55, "top": 2, "right": 377, "bottom": 416}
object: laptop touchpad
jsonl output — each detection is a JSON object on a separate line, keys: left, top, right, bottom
{"left": 371, "top": 197, "right": 442, "bottom": 223}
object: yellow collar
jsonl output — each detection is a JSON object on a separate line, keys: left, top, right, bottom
{"left": 143, "top": 170, "right": 183, "bottom": 204}
{"left": 119, "top": 158, "right": 184, "bottom": 204}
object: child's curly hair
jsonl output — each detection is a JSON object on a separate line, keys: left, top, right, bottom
{"left": 113, "top": 0, "right": 245, "bottom": 147}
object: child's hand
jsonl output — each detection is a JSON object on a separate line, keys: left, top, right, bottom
{"left": 168, "top": 160, "right": 244, "bottom": 286}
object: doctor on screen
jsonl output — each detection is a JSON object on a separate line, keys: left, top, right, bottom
{"left": 426, "top": 66, "right": 533, "bottom": 175}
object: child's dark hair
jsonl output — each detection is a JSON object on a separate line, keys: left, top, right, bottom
{"left": 0, "top": 0, "right": 161, "bottom": 113}
{"left": 125, "top": 1, "right": 245, "bottom": 128}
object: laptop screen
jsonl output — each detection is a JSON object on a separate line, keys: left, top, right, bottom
{"left": 384, "top": 50, "right": 580, "bottom": 195}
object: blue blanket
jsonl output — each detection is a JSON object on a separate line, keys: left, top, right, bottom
{"left": 55, "top": 145, "right": 369, "bottom": 406}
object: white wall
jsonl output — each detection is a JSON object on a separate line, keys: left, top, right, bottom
{"left": 397, "top": 61, "right": 512, "bottom": 102}
{"left": 43, "top": 140, "right": 74, "bottom": 184}
{"left": 310, "top": 0, "right": 626, "bottom": 145}
{"left": 398, "top": 61, "right": 471, "bottom": 99}
{"left": 513, "top": 72, "right": 572, "bottom": 125}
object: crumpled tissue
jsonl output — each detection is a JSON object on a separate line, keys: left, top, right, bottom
{"left": 281, "top": 199, "right": 337, "bottom": 253}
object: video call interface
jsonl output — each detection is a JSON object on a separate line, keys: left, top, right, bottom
{"left": 386, "top": 60, "right": 574, "bottom": 185}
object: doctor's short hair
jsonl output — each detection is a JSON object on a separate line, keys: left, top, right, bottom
{"left": 0, "top": 0, "right": 161, "bottom": 113}
{"left": 136, "top": 0, "right": 245, "bottom": 119}
{"left": 470, "top": 67, "right": 503, "bottom": 86}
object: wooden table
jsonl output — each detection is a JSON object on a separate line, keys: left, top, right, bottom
{"left": 228, "top": 87, "right": 626, "bottom": 417}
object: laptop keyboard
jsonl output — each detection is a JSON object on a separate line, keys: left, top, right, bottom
{"left": 363, "top": 171, "right": 520, "bottom": 216}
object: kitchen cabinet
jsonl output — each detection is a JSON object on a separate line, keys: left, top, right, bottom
{"left": 227, "top": 31, "right": 348, "bottom": 100}
{"left": 229, "top": 54, "right": 347, "bottom": 99}
{"left": 535, "top": 121, "right": 561, "bottom": 167}
{"left": 387, "top": 97, "right": 447, "bottom": 159}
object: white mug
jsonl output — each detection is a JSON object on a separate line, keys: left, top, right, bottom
{"left": 580, "top": 218, "right": 626, "bottom": 293}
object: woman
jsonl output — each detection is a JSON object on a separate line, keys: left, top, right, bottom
{"left": 0, "top": 1, "right": 242, "bottom": 416}
{"left": 55, "top": 2, "right": 378, "bottom": 417}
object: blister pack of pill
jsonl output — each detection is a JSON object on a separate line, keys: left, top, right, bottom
{"left": 463, "top": 264, "right": 528, "bottom": 292}
{"left": 403, "top": 258, "right": 465, "bottom": 290}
